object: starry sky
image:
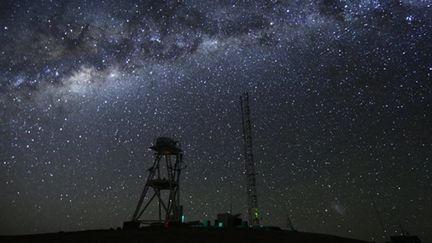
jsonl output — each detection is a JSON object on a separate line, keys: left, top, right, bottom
{"left": 0, "top": 0, "right": 431, "bottom": 242}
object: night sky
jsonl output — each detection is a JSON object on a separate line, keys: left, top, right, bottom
{"left": 1, "top": 0, "right": 431, "bottom": 242}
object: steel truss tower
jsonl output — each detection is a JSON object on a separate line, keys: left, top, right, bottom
{"left": 240, "top": 92, "right": 260, "bottom": 227}
{"left": 129, "top": 137, "right": 184, "bottom": 227}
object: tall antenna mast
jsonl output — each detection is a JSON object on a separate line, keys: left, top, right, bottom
{"left": 228, "top": 160, "right": 233, "bottom": 214}
{"left": 240, "top": 92, "right": 260, "bottom": 227}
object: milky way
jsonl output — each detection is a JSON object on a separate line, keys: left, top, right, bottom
{"left": 1, "top": 0, "right": 431, "bottom": 242}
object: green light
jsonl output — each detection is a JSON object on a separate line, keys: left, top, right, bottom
{"left": 253, "top": 208, "right": 259, "bottom": 218}
{"left": 218, "top": 222, "right": 223, "bottom": 228}
{"left": 181, "top": 215, "right": 186, "bottom": 223}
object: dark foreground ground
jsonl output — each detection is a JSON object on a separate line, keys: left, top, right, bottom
{"left": 0, "top": 227, "right": 370, "bottom": 243}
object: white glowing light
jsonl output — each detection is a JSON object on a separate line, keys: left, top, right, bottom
{"left": 13, "top": 77, "right": 25, "bottom": 87}
{"left": 109, "top": 70, "right": 119, "bottom": 79}
{"left": 405, "top": 15, "right": 414, "bottom": 23}
{"left": 200, "top": 38, "right": 219, "bottom": 53}
{"left": 65, "top": 66, "right": 95, "bottom": 94}
{"left": 150, "top": 35, "right": 161, "bottom": 43}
